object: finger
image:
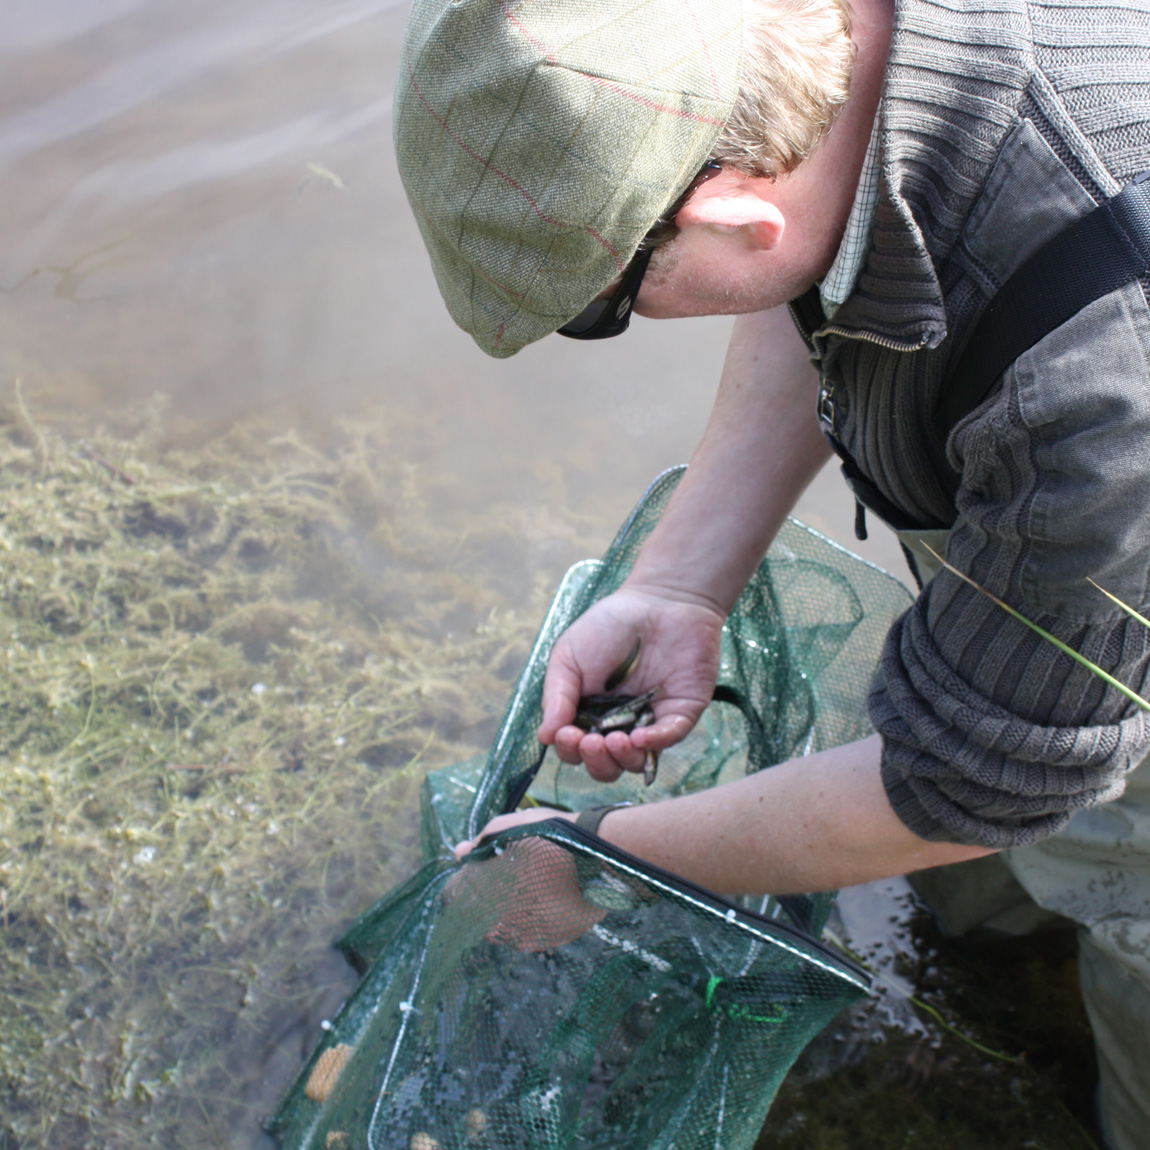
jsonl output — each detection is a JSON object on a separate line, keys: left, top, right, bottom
{"left": 630, "top": 710, "right": 697, "bottom": 752}
{"left": 585, "top": 757, "right": 625, "bottom": 783}
{"left": 460, "top": 808, "right": 570, "bottom": 855}
{"left": 453, "top": 814, "right": 510, "bottom": 859}
{"left": 554, "top": 724, "right": 590, "bottom": 765}
{"left": 442, "top": 870, "right": 462, "bottom": 904}
{"left": 537, "top": 694, "right": 579, "bottom": 745}
{"left": 602, "top": 730, "right": 647, "bottom": 772}
{"left": 554, "top": 726, "right": 628, "bottom": 780}
{"left": 579, "top": 737, "right": 627, "bottom": 782}
{"left": 538, "top": 651, "right": 583, "bottom": 744}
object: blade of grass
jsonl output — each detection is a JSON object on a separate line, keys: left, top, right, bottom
{"left": 1087, "top": 577, "right": 1150, "bottom": 631}
{"left": 924, "top": 545, "right": 1150, "bottom": 713}
{"left": 822, "top": 929, "right": 1023, "bottom": 1064}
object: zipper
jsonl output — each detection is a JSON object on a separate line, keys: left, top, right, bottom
{"left": 786, "top": 298, "right": 818, "bottom": 349}
{"left": 816, "top": 326, "right": 931, "bottom": 353}
{"left": 508, "top": 817, "right": 871, "bottom": 988}
{"left": 787, "top": 278, "right": 934, "bottom": 356}
{"left": 807, "top": 321, "right": 930, "bottom": 440}
{"left": 810, "top": 322, "right": 932, "bottom": 538}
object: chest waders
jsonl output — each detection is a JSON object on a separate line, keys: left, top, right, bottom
{"left": 799, "top": 171, "right": 1150, "bottom": 1150}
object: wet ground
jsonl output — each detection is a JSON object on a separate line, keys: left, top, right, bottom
{"left": 0, "top": 3, "right": 1099, "bottom": 1148}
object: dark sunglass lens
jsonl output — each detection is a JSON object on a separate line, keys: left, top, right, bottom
{"left": 557, "top": 246, "right": 654, "bottom": 340}
{"left": 557, "top": 164, "right": 719, "bottom": 343}
{"left": 558, "top": 298, "right": 611, "bottom": 337}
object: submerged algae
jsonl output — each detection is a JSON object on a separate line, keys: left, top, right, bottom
{"left": 0, "top": 388, "right": 1106, "bottom": 1150}
{"left": 0, "top": 393, "right": 585, "bottom": 1150}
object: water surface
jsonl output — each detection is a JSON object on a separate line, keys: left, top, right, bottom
{"left": 1, "top": 4, "right": 1096, "bottom": 1149}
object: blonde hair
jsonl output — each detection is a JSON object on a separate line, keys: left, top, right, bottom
{"left": 713, "top": 0, "right": 856, "bottom": 179}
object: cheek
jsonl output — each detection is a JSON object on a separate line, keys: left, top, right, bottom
{"left": 634, "top": 232, "right": 740, "bottom": 319}
{"left": 634, "top": 232, "right": 777, "bottom": 319}
{"left": 634, "top": 264, "right": 749, "bottom": 319}
{"left": 633, "top": 245, "right": 686, "bottom": 318}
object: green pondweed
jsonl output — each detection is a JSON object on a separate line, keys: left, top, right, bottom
{"left": 0, "top": 381, "right": 1109, "bottom": 1150}
{"left": 0, "top": 387, "right": 597, "bottom": 1150}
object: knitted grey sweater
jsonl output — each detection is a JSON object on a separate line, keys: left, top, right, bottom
{"left": 805, "top": 0, "right": 1150, "bottom": 847}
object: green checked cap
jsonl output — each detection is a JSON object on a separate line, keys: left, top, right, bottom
{"left": 394, "top": 0, "right": 743, "bottom": 357}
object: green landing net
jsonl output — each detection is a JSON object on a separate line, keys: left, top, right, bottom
{"left": 270, "top": 467, "right": 913, "bottom": 1150}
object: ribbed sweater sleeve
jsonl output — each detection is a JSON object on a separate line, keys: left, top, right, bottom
{"left": 869, "top": 289, "right": 1150, "bottom": 847}
{"left": 872, "top": 594, "right": 1150, "bottom": 848}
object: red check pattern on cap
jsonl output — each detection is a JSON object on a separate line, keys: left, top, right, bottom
{"left": 394, "top": 0, "right": 743, "bottom": 357}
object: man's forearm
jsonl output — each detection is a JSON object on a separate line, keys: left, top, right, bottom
{"left": 596, "top": 735, "right": 993, "bottom": 895}
{"left": 626, "top": 306, "right": 832, "bottom": 615}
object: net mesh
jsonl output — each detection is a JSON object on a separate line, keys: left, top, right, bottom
{"left": 270, "top": 467, "right": 912, "bottom": 1150}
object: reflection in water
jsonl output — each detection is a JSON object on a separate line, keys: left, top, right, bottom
{"left": 0, "top": 1, "right": 400, "bottom": 169}
{"left": 0, "top": 3, "right": 1090, "bottom": 1150}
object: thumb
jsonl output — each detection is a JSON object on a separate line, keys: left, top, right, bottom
{"left": 538, "top": 663, "right": 582, "bottom": 744}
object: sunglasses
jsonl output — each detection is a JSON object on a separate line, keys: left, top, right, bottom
{"left": 557, "top": 162, "right": 723, "bottom": 341}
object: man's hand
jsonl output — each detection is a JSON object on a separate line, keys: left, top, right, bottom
{"left": 536, "top": 310, "right": 829, "bottom": 787}
{"left": 452, "top": 806, "right": 577, "bottom": 861}
{"left": 536, "top": 586, "right": 726, "bottom": 782}
{"left": 448, "top": 811, "right": 605, "bottom": 952}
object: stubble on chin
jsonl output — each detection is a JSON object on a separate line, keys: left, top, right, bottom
{"left": 641, "top": 239, "right": 682, "bottom": 298}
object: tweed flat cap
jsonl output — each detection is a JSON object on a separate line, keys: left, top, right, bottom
{"left": 394, "top": 0, "right": 743, "bottom": 357}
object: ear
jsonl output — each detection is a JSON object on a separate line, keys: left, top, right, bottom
{"left": 675, "top": 173, "right": 785, "bottom": 250}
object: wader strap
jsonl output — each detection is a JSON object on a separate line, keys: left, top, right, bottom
{"left": 935, "top": 170, "right": 1150, "bottom": 441}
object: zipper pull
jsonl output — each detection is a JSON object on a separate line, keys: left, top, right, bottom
{"left": 854, "top": 498, "right": 868, "bottom": 541}
{"left": 817, "top": 378, "right": 838, "bottom": 436}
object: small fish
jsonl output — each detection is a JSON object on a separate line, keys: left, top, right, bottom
{"left": 604, "top": 636, "right": 642, "bottom": 692}
{"left": 643, "top": 748, "right": 659, "bottom": 788}
{"left": 573, "top": 687, "right": 658, "bottom": 736}
{"left": 574, "top": 639, "right": 659, "bottom": 785}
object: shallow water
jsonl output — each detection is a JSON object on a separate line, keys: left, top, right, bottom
{"left": 0, "top": 3, "right": 1095, "bottom": 1148}
{"left": 0, "top": 0, "right": 908, "bottom": 573}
